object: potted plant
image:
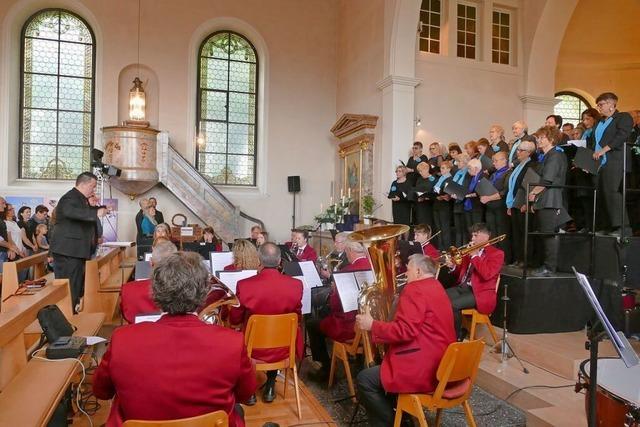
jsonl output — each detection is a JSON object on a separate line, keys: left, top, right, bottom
{"left": 361, "top": 194, "right": 375, "bottom": 225}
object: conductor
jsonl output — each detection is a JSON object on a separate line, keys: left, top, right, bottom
{"left": 51, "top": 172, "right": 107, "bottom": 310}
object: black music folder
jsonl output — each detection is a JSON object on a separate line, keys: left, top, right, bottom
{"left": 480, "top": 155, "right": 493, "bottom": 171}
{"left": 573, "top": 147, "right": 600, "bottom": 175}
{"left": 442, "top": 180, "right": 468, "bottom": 200}
{"left": 475, "top": 177, "right": 499, "bottom": 197}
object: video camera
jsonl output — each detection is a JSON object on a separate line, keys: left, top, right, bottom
{"left": 91, "top": 148, "right": 122, "bottom": 177}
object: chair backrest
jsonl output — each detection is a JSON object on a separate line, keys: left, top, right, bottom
{"left": 122, "top": 410, "right": 228, "bottom": 427}
{"left": 494, "top": 275, "right": 501, "bottom": 292}
{"left": 432, "top": 340, "right": 484, "bottom": 401}
{"left": 244, "top": 313, "right": 297, "bottom": 361}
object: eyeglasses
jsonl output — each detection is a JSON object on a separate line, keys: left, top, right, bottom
{"left": 516, "top": 148, "right": 529, "bottom": 152}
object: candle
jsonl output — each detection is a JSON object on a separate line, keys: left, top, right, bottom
{"left": 340, "top": 188, "right": 344, "bottom": 198}
{"left": 334, "top": 204, "right": 337, "bottom": 214}
{"left": 348, "top": 188, "right": 351, "bottom": 198}
{"left": 330, "top": 196, "right": 333, "bottom": 205}
{"left": 320, "top": 203, "right": 323, "bottom": 212}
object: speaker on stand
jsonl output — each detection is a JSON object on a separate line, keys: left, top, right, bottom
{"left": 288, "top": 176, "right": 301, "bottom": 229}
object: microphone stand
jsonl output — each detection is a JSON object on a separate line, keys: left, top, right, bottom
{"left": 494, "top": 280, "right": 529, "bottom": 373}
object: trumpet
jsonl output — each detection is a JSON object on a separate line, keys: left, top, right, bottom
{"left": 437, "top": 234, "right": 506, "bottom": 267}
{"left": 199, "top": 276, "right": 240, "bottom": 325}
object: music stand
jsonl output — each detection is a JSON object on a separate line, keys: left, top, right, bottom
{"left": 572, "top": 267, "right": 639, "bottom": 427}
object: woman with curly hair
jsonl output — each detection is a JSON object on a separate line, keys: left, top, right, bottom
{"left": 224, "top": 239, "right": 260, "bottom": 271}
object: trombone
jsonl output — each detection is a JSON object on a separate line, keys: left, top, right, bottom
{"left": 437, "top": 234, "right": 506, "bottom": 268}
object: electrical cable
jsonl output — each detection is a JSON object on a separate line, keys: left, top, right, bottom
{"left": 31, "top": 347, "right": 93, "bottom": 427}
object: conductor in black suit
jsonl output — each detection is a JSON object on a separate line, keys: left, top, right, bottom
{"left": 51, "top": 172, "right": 107, "bottom": 310}
{"left": 592, "top": 92, "right": 633, "bottom": 236}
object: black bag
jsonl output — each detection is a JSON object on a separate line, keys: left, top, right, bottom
{"left": 37, "top": 305, "right": 75, "bottom": 344}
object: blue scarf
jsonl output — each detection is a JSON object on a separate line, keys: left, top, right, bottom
{"left": 508, "top": 138, "right": 521, "bottom": 165}
{"left": 583, "top": 128, "right": 593, "bottom": 140}
{"left": 506, "top": 159, "right": 530, "bottom": 208}
{"left": 452, "top": 168, "right": 468, "bottom": 185}
{"left": 491, "top": 166, "right": 509, "bottom": 185}
{"left": 595, "top": 116, "right": 614, "bottom": 167}
{"left": 464, "top": 173, "right": 482, "bottom": 211}
{"left": 492, "top": 144, "right": 501, "bottom": 153}
{"left": 434, "top": 174, "right": 450, "bottom": 193}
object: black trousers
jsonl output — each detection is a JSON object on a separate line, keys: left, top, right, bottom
{"left": 414, "top": 202, "right": 434, "bottom": 230}
{"left": 510, "top": 208, "right": 533, "bottom": 264}
{"left": 486, "top": 206, "right": 512, "bottom": 264}
{"left": 446, "top": 286, "right": 476, "bottom": 337}
{"left": 535, "top": 209, "right": 560, "bottom": 271}
{"left": 433, "top": 202, "right": 452, "bottom": 249}
{"left": 357, "top": 366, "right": 396, "bottom": 427}
{"left": 53, "top": 253, "right": 86, "bottom": 310}
{"left": 305, "top": 317, "right": 330, "bottom": 370}
{"left": 453, "top": 210, "right": 466, "bottom": 247}
{"left": 598, "top": 162, "right": 627, "bottom": 229}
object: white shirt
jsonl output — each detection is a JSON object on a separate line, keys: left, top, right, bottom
{"left": 5, "top": 220, "right": 24, "bottom": 252}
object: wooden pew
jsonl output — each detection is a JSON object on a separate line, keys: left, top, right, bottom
{"left": 0, "top": 279, "right": 104, "bottom": 426}
{"left": 1, "top": 251, "right": 50, "bottom": 307}
{"left": 83, "top": 247, "right": 136, "bottom": 323}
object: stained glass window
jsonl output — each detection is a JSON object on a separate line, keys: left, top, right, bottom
{"left": 20, "top": 9, "right": 95, "bottom": 180}
{"left": 554, "top": 92, "right": 591, "bottom": 127}
{"left": 456, "top": 3, "right": 477, "bottom": 59}
{"left": 419, "top": 0, "right": 441, "bottom": 54}
{"left": 197, "top": 31, "right": 258, "bottom": 186}
{"left": 491, "top": 10, "right": 511, "bottom": 65}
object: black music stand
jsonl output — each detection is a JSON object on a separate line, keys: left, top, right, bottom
{"left": 573, "top": 267, "right": 639, "bottom": 427}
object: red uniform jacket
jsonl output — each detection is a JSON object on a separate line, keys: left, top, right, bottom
{"left": 223, "top": 263, "right": 238, "bottom": 271}
{"left": 371, "top": 277, "right": 455, "bottom": 393}
{"left": 295, "top": 244, "right": 318, "bottom": 262}
{"left": 229, "top": 268, "right": 304, "bottom": 362}
{"left": 120, "top": 279, "right": 160, "bottom": 324}
{"left": 93, "top": 315, "right": 256, "bottom": 427}
{"left": 422, "top": 242, "right": 439, "bottom": 259}
{"left": 454, "top": 245, "right": 504, "bottom": 314}
{"left": 320, "top": 257, "right": 371, "bottom": 342}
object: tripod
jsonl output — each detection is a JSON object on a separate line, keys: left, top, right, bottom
{"left": 493, "top": 280, "right": 529, "bottom": 373}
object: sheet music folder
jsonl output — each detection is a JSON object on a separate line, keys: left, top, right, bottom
{"left": 572, "top": 267, "right": 639, "bottom": 368}
{"left": 475, "top": 177, "right": 499, "bottom": 197}
{"left": 573, "top": 147, "right": 600, "bottom": 175}
{"left": 442, "top": 181, "right": 467, "bottom": 200}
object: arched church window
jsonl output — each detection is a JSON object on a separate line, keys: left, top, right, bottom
{"left": 554, "top": 92, "right": 591, "bottom": 127}
{"left": 196, "top": 31, "right": 258, "bottom": 186}
{"left": 19, "top": 9, "right": 95, "bottom": 180}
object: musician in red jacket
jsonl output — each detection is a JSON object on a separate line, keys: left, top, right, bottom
{"left": 94, "top": 252, "right": 257, "bottom": 427}
{"left": 445, "top": 223, "right": 504, "bottom": 339}
{"left": 120, "top": 240, "right": 176, "bottom": 323}
{"left": 355, "top": 254, "right": 456, "bottom": 427}
{"left": 229, "top": 242, "right": 303, "bottom": 404}
{"left": 307, "top": 241, "right": 371, "bottom": 380}
{"left": 413, "top": 223, "right": 439, "bottom": 259}
{"left": 290, "top": 229, "right": 317, "bottom": 262}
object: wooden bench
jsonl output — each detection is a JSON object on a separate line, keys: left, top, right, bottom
{"left": 1, "top": 251, "right": 50, "bottom": 309}
{"left": 83, "top": 247, "right": 136, "bottom": 323}
{"left": 0, "top": 279, "right": 104, "bottom": 426}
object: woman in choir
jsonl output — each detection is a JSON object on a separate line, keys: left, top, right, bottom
{"left": 413, "top": 162, "right": 436, "bottom": 230}
{"left": 505, "top": 140, "right": 537, "bottom": 267}
{"left": 450, "top": 153, "right": 470, "bottom": 246}
{"left": 529, "top": 126, "right": 567, "bottom": 277}
{"left": 448, "top": 143, "right": 463, "bottom": 171}
{"left": 428, "top": 142, "right": 445, "bottom": 168}
{"left": 432, "top": 160, "right": 453, "bottom": 249}
{"left": 574, "top": 107, "right": 601, "bottom": 231}
{"left": 464, "top": 140, "right": 479, "bottom": 160}
{"left": 481, "top": 151, "right": 512, "bottom": 262}
{"left": 224, "top": 239, "right": 260, "bottom": 271}
{"left": 388, "top": 165, "right": 412, "bottom": 226}
{"left": 463, "top": 158, "right": 486, "bottom": 232}
{"left": 488, "top": 125, "right": 510, "bottom": 153}
{"left": 405, "top": 141, "right": 429, "bottom": 186}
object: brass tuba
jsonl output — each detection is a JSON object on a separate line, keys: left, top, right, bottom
{"left": 348, "top": 224, "right": 410, "bottom": 324}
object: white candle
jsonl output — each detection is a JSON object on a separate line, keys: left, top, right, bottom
{"left": 340, "top": 188, "right": 344, "bottom": 198}
{"left": 320, "top": 203, "right": 323, "bottom": 212}
{"left": 330, "top": 196, "right": 334, "bottom": 205}
{"left": 348, "top": 188, "right": 351, "bottom": 198}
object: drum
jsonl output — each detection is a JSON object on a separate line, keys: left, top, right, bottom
{"left": 578, "top": 358, "right": 640, "bottom": 426}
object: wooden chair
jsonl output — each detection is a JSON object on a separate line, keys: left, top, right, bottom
{"left": 461, "top": 276, "right": 501, "bottom": 344}
{"left": 393, "top": 340, "right": 485, "bottom": 427}
{"left": 328, "top": 327, "right": 373, "bottom": 401}
{"left": 122, "top": 410, "right": 228, "bottom": 427}
{"left": 244, "top": 313, "right": 301, "bottom": 419}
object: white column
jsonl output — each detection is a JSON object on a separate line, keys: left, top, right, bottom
{"left": 376, "top": 75, "right": 421, "bottom": 220}
{"left": 519, "top": 95, "right": 559, "bottom": 130}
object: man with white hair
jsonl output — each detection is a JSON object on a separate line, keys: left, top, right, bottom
{"left": 508, "top": 120, "right": 536, "bottom": 167}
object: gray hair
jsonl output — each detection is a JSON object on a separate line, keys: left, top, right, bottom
{"left": 513, "top": 120, "right": 528, "bottom": 134}
{"left": 151, "top": 240, "right": 177, "bottom": 264}
{"left": 345, "top": 241, "right": 366, "bottom": 254}
{"left": 259, "top": 242, "right": 281, "bottom": 268}
{"left": 468, "top": 158, "right": 482, "bottom": 171}
{"left": 334, "top": 232, "right": 350, "bottom": 244}
{"left": 152, "top": 252, "right": 209, "bottom": 314}
{"left": 138, "top": 198, "right": 149, "bottom": 209}
{"left": 408, "top": 254, "right": 438, "bottom": 277}
{"left": 519, "top": 140, "right": 536, "bottom": 153}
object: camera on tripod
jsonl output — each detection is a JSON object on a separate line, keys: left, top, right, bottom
{"left": 91, "top": 148, "right": 122, "bottom": 177}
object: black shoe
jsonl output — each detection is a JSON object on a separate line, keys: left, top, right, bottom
{"left": 457, "top": 327, "right": 469, "bottom": 342}
{"left": 263, "top": 383, "right": 276, "bottom": 403}
{"left": 244, "top": 394, "right": 257, "bottom": 406}
{"left": 530, "top": 266, "right": 553, "bottom": 277}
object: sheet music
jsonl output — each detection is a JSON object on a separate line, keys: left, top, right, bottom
{"left": 217, "top": 270, "right": 257, "bottom": 293}
{"left": 568, "top": 139, "right": 587, "bottom": 148}
{"left": 353, "top": 270, "right": 375, "bottom": 289}
{"left": 102, "top": 241, "right": 135, "bottom": 247}
{"left": 135, "top": 313, "right": 163, "bottom": 323}
{"left": 144, "top": 252, "right": 152, "bottom": 262}
{"left": 333, "top": 272, "right": 360, "bottom": 312}
{"left": 298, "top": 261, "right": 323, "bottom": 288}
{"left": 210, "top": 252, "right": 234, "bottom": 274}
{"left": 294, "top": 276, "right": 312, "bottom": 315}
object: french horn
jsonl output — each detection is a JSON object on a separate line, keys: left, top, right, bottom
{"left": 199, "top": 276, "right": 240, "bottom": 326}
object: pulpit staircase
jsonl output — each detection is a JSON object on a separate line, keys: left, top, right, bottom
{"left": 156, "top": 132, "right": 263, "bottom": 244}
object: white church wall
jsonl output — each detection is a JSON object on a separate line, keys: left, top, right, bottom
{"left": 0, "top": 0, "right": 340, "bottom": 243}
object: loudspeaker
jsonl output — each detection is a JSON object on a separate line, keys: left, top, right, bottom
{"left": 287, "top": 176, "right": 300, "bottom": 193}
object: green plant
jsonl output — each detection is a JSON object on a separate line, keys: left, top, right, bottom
{"left": 361, "top": 194, "right": 375, "bottom": 216}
